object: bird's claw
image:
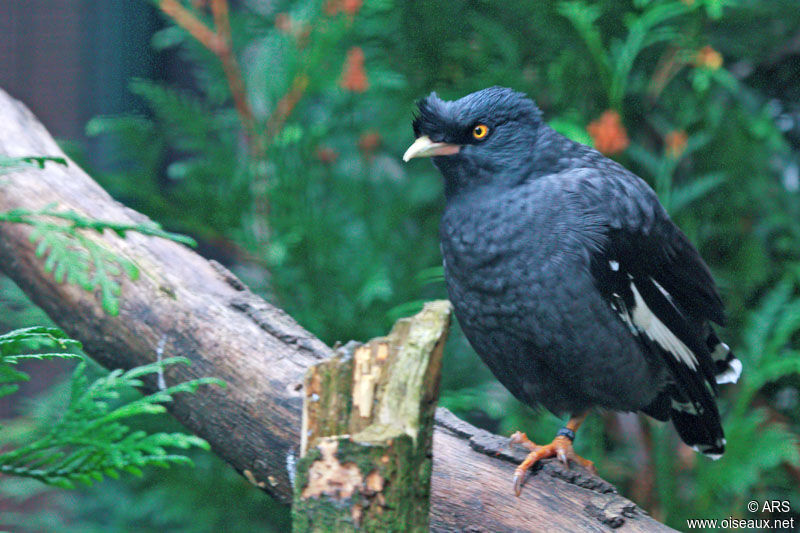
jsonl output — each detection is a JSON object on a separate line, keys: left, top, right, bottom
{"left": 509, "top": 430, "right": 526, "bottom": 444}
{"left": 512, "top": 469, "right": 525, "bottom": 496}
{"left": 510, "top": 434, "right": 595, "bottom": 496}
{"left": 557, "top": 448, "right": 568, "bottom": 464}
{"left": 583, "top": 459, "right": 598, "bottom": 475}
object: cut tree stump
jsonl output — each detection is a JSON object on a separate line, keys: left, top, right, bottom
{"left": 0, "top": 87, "right": 677, "bottom": 532}
{"left": 293, "top": 300, "right": 450, "bottom": 531}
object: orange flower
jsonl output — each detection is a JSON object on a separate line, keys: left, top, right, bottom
{"left": 695, "top": 45, "right": 723, "bottom": 70}
{"left": 342, "top": 0, "right": 363, "bottom": 15}
{"left": 274, "top": 13, "right": 292, "bottom": 34}
{"left": 325, "top": 0, "right": 362, "bottom": 16}
{"left": 664, "top": 130, "right": 688, "bottom": 158}
{"left": 340, "top": 47, "right": 368, "bottom": 93}
{"left": 358, "top": 131, "right": 382, "bottom": 154}
{"left": 587, "top": 110, "right": 629, "bottom": 155}
{"left": 315, "top": 146, "right": 339, "bottom": 164}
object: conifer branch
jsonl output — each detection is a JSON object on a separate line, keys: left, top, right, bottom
{"left": 155, "top": 0, "right": 255, "bottom": 135}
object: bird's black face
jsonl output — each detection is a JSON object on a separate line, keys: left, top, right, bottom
{"left": 404, "top": 87, "right": 544, "bottom": 198}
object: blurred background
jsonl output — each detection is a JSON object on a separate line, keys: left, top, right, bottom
{"left": 1, "top": 0, "right": 800, "bottom": 531}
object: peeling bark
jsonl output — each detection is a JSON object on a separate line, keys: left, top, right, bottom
{"left": 293, "top": 301, "right": 451, "bottom": 532}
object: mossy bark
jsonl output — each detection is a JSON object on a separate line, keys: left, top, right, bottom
{"left": 292, "top": 300, "right": 451, "bottom": 532}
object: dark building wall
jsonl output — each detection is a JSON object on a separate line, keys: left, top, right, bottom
{"left": 0, "top": 0, "right": 84, "bottom": 138}
{"left": 0, "top": 0, "right": 159, "bottom": 148}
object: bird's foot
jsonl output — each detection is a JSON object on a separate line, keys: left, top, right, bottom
{"left": 509, "top": 431, "right": 596, "bottom": 496}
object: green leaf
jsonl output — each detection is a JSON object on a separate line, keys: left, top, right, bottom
{"left": 0, "top": 357, "right": 223, "bottom": 488}
{"left": 669, "top": 172, "right": 726, "bottom": 213}
{"left": 0, "top": 155, "right": 66, "bottom": 175}
{"left": 558, "top": 1, "right": 611, "bottom": 94}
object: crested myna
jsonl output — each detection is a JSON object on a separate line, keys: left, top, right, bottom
{"left": 403, "top": 87, "right": 742, "bottom": 494}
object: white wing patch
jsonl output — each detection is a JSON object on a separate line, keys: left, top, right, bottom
{"left": 715, "top": 358, "right": 742, "bottom": 385}
{"left": 628, "top": 281, "right": 700, "bottom": 370}
{"left": 651, "top": 277, "right": 674, "bottom": 303}
{"left": 671, "top": 399, "right": 700, "bottom": 415}
{"left": 709, "top": 341, "right": 742, "bottom": 384}
{"left": 692, "top": 446, "right": 723, "bottom": 461}
{"left": 711, "top": 341, "right": 730, "bottom": 360}
{"left": 611, "top": 293, "right": 638, "bottom": 335}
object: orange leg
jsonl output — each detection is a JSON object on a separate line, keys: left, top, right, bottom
{"left": 509, "top": 412, "right": 597, "bottom": 496}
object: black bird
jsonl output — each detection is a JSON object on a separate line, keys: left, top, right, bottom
{"left": 403, "top": 87, "right": 742, "bottom": 494}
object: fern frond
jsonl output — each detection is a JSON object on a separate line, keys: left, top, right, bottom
{"left": 557, "top": 1, "right": 611, "bottom": 93}
{"left": 128, "top": 79, "right": 218, "bottom": 151}
{"left": 608, "top": 1, "right": 690, "bottom": 108}
{"left": 0, "top": 205, "right": 196, "bottom": 315}
{"left": 0, "top": 326, "right": 83, "bottom": 400}
{"left": 669, "top": 172, "right": 726, "bottom": 213}
{"left": 0, "top": 357, "right": 223, "bottom": 489}
{"left": 735, "top": 277, "right": 800, "bottom": 410}
{"left": 699, "top": 408, "right": 800, "bottom": 498}
{"left": 0, "top": 155, "right": 67, "bottom": 175}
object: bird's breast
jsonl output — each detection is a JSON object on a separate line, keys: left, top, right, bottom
{"left": 441, "top": 191, "right": 574, "bottom": 286}
{"left": 439, "top": 186, "right": 600, "bottom": 338}
{"left": 441, "top": 206, "right": 527, "bottom": 292}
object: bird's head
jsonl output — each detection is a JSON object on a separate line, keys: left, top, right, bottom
{"left": 403, "top": 87, "right": 545, "bottom": 198}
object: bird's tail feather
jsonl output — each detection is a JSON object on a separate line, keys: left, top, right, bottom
{"left": 641, "top": 383, "right": 726, "bottom": 458}
{"left": 668, "top": 387, "right": 726, "bottom": 459}
{"left": 661, "top": 328, "right": 740, "bottom": 459}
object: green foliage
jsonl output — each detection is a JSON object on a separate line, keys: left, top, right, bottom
{"left": 0, "top": 305, "right": 268, "bottom": 531}
{"left": 0, "top": 315, "right": 221, "bottom": 492}
{"left": 0, "top": 439, "right": 290, "bottom": 533}
{"left": 738, "top": 277, "right": 800, "bottom": 409}
{"left": 83, "top": 1, "right": 444, "bottom": 342}
{"left": 561, "top": 0, "right": 691, "bottom": 109}
{"left": 0, "top": 155, "right": 67, "bottom": 173}
{"left": 0, "top": 326, "right": 82, "bottom": 399}
{"left": 0, "top": 204, "right": 196, "bottom": 315}
{"left": 649, "top": 275, "right": 800, "bottom": 522}
{"left": 0, "top": 354, "right": 221, "bottom": 489}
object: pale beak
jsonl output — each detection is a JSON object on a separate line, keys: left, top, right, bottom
{"left": 402, "top": 135, "right": 461, "bottom": 162}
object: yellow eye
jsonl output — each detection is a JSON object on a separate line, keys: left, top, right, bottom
{"left": 472, "top": 124, "right": 489, "bottom": 140}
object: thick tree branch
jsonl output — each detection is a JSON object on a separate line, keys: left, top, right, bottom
{"left": 0, "top": 88, "right": 675, "bottom": 532}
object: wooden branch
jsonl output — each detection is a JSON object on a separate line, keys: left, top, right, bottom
{"left": 209, "top": 0, "right": 254, "bottom": 134}
{"left": 0, "top": 87, "right": 317, "bottom": 502}
{"left": 0, "top": 87, "right": 676, "bottom": 532}
{"left": 158, "top": 0, "right": 226, "bottom": 54}
{"left": 265, "top": 73, "right": 310, "bottom": 145}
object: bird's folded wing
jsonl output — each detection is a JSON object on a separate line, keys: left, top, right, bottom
{"left": 565, "top": 167, "right": 731, "bottom": 453}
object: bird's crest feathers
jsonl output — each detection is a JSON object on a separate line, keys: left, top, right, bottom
{"left": 412, "top": 86, "right": 542, "bottom": 140}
